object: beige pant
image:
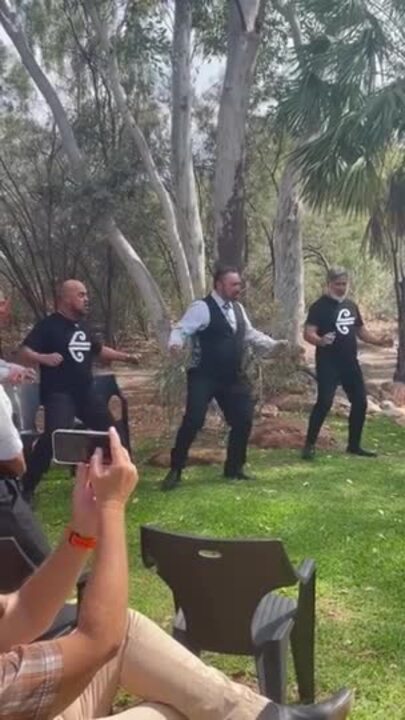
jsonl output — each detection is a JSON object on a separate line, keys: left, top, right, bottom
{"left": 57, "top": 610, "right": 271, "bottom": 720}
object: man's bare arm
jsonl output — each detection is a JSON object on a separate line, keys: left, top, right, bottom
{"left": 304, "top": 324, "right": 335, "bottom": 347}
{"left": 98, "top": 346, "right": 139, "bottom": 364}
{"left": 19, "top": 345, "right": 63, "bottom": 367}
{"left": 0, "top": 468, "right": 96, "bottom": 649}
{"left": 357, "top": 326, "right": 393, "bottom": 347}
{"left": 0, "top": 539, "right": 90, "bottom": 650}
{"left": 48, "top": 431, "right": 136, "bottom": 716}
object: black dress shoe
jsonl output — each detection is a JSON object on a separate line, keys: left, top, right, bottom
{"left": 347, "top": 447, "right": 377, "bottom": 458}
{"left": 224, "top": 470, "right": 254, "bottom": 481}
{"left": 263, "top": 688, "right": 353, "bottom": 720}
{"left": 301, "top": 444, "right": 316, "bottom": 460}
{"left": 160, "top": 469, "right": 182, "bottom": 492}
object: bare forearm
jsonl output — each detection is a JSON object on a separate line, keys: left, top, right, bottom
{"left": 19, "top": 346, "right": 44, "bottom": 366}
{"left": 304, "top": 327, "right": 322, "bottom": 347}
{"left": 1, "top": 537, "right": 88, "bottom": 647}
{"left": 78, "top": 506, "right": 127, "bottom": 650}
{"left": 357, "top": 328, "right": 385, "bottom": 345}
{"left": 100, "top": 346, "right": 130, "bottom": 362}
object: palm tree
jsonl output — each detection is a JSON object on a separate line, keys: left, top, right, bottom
{"left": 280, "top": 0, "right": 405, "bottom": 380}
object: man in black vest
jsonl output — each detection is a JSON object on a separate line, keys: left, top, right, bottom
{"left": 302, "top": 267, "right": 393, "bottom": 460}
{"left": 161, "top": 266, "right": 288, "bottom": 491}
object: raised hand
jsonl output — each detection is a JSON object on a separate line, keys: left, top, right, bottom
{"left": 88, "top": 427, "right": 138, "bottom": 509}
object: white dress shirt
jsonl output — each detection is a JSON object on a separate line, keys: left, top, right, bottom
{"left": 169, "top": 290, "right": 278, "bottom": 352}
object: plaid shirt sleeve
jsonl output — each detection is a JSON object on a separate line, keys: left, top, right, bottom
{"left": 0, "top": 641, "right": 63, "bottom": 720}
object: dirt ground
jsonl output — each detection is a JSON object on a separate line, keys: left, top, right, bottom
{"left": 111, "top": 337, "right": 398, "bottom": 457}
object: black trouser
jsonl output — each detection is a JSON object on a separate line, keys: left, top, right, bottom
{"left": 0, "top": 478, "right": 50, "bottom": 567}
{"left": 23, "top": 389, "right": 113, "bottom": 496}
{"left": 305, "top": 359, "right": 367, "bottom": 450}
{"left": 171, "top": 370, "right": 255, "bottom": 475}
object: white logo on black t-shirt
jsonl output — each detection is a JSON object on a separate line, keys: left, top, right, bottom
{"left": 335, "top": 308, "right": 355, "bottom": 336}
{"left": 68, "top": 330, "right": 91, "bottom": 362}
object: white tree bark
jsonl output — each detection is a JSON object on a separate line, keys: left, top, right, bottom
{"left": 0, "top": 0, "right": 170, "bottom": 347}
{"left": 272, "top": 161, "right": 304, "bottom": 343}
{"left": 270, "top": 0, "right": 305, "bottom": 345}
{"left": 171, "top": 0, "right": 205, "bottom": 297}
{"left": 214, "top": 0, "right": 267, "bottom": 267}
{"left": 85, "top": 0, "right": 194, "bottom": 307}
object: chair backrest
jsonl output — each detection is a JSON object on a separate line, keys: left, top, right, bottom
{"left": 93, "top": 373, "right": 131, "bottom": 450}
{"left": 0, "top": 536, "right": 36, "bottom": 592}
{"left": 7, "top": 383, "right": 41, "bottom": 432}
{"left": 93, "top": 373, "right": 124, "bottom": 403}
{"left": 141, "top": 526, "right": 298, "bottom": 654}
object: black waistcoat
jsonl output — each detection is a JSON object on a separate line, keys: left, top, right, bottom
{"left": 191, "top": 295, "right": 246, "bottom": 382}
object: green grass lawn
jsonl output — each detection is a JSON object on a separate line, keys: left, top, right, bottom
{"left": 37, "top": 416, "right": 405, "bottom": 719}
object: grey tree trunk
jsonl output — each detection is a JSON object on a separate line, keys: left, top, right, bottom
{"left": 171, "top": 0, "right": 205, "bottom": 297}
{"left": 272, "top": 160, "right": 304, "bottom": 344}
{"left": 86, "top": 0, "right": 194, "bottom": 307}
{"left": 271, "top": 0, "right": 305, "bottom": 346}
{"left": 214, "top": 0, "right": 267, "bottom": 268}
{"left": 0, "top": 0, "right": 171, "bottom": 347}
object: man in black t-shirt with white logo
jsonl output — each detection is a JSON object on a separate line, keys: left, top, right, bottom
{"left": 20, "top": 280, "right": 138, "bottom": 502}
{"left": 302, "top": 267, "right": 393, "bottom": 460}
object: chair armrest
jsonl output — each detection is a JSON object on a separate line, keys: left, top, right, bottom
{"left": 295, "top": 559, "right": 316, "bottom": 585}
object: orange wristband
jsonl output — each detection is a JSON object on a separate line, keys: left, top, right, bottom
{"left": 67, "top": 529, "right": 97, "bottom": 550}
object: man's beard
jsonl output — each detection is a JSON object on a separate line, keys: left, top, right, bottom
{"left": 329, "top": 291, "right": 347, "bottom": 303}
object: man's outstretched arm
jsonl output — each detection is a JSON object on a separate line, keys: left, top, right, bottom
{"left": 0, "top": 466, "right": 96, "bottom": 649}
{"left": 357, "top": 326, "right": 393, "bottom": 347}
{"left": 98, "top": 346, "right": 140, "bottom": 364}
{"left": 0, "top": 428, "right": 137, "bottom": 720}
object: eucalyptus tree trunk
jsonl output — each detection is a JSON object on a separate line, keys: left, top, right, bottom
{"left": 271, "top": 0, "right": 305, "bottom": 345}
{"left": 0, "top": 0, "right": 171, "bottom": 347}
{"left": 171, "top": 0, "right": 205, "bottom": 297}
{"left": 272, "top": 160, "right": 304, "bottom": 343}
{"left": 214, "top": 0, "right": 267, "bottom": 268}
{"left": 85, "top": 0, "right": 194, "bottom": 307}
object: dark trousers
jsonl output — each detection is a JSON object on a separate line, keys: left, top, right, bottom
{"left": 0, "top": 478, "right": 50, "bottom": 567}
{"left": 24, "top": 390, "right": 113, "bottom": 496}
{"left": 171, "top": 371, "right": 255, "bottom": 475}
{"left": 305, "top": 359, "right": 367, "bottom": 450}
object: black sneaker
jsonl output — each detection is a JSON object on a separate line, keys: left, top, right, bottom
{"left": 301, "top": 444, "right": 316, "bottom": 460}
{"left": 347, "top": 447, "right": 377, "bottom": 458}
{"left": 160, "top": 469, "right": 182, "bottom": 492}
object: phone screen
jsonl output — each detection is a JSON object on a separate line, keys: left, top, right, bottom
{"left": 52, "top": 430, "right": 111, "bottom": 465}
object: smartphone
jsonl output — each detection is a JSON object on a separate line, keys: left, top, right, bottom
{"left": 52, "top": 429, "right": 111, "bottom": 465}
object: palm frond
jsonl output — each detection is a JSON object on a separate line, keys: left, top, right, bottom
{"left": 363, "top": 208, "right": 391, "bottom": 261}
{"left": 297, "top": 0, "right": 369, "bottom": 31}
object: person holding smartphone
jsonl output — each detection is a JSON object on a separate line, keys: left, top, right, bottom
{"left": 19, "top": 279, "right": 138, "bottom": 504}
{"left": 0, "top": 427, "right": 352, "bottom": 720}
{"left": 302, "top": 267, "right": 393, "bottom": 460}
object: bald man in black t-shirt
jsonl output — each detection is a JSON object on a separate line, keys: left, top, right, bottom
{"left": 20, "top": 280, "right": 138, "bottom": 503}
{"left": 302, "top": 267, "right": 393, "bottom": 460}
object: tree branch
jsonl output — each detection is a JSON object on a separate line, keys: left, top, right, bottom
{"left": 271, "top": 0, "right": 302, "bottom": 50}
{"left": 233, "top": 0, "right": 247, "bottom": 31}
{"left": 84, "top": 0, "right": 194, "bottom": 304}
